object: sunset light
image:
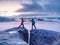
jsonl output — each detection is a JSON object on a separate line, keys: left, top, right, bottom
{"left": 0, "top": 1, "right": 24, "bottom": 16}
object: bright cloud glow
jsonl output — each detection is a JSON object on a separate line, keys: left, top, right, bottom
{"left": 0, "top": 1, "right": 24, "bottom": 16}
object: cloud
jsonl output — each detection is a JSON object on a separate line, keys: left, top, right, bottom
{"left": 15, "top": 0, "right": 60, "bottom": 13}
{"left": 19, "top": 0, "right": 33, "bottom": 5}
{"left": 15, "top": 0, "right": 45, "bottom": 12}
{"left": 0, "top": 0, "right": 60, "bottom": 17}
{"left": 0, "top": 1, "right": 24, "bottom": 16}
{"left": 45, "top": 0, "right": 60, "bottom": 12}
{"left": 0, "top": 11, "right": 7, "bottom": 14}
{"left": 16, "top": 4, "right": 44, "bottom": 12}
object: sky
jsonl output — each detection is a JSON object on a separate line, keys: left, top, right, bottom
{"left": 0, "top": 0, "right": 24, "bottom": 16}
{"left": 0, "top": 0, "right": 60, "bottom": 17}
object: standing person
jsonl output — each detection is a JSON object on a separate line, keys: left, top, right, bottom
{"left": 19, "top": 18, "right": 25, "bottom": 28}
{"left": 31, "top": 19, "right": 36, "bottom": 30}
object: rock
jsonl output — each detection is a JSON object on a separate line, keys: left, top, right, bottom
{"left": 18, "top": 27, "right": 28, "bottom": 43}
{"left": 30, "top": 29, "right": 60, "bottom": 45}
{"left": 0, "top": 29, "right": 29, "bottom": 45}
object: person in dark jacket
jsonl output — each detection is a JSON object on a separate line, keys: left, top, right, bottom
{"left": 19, "top": 18, "right": 25, "bottom": 28}
{"left": 31, "top": 19, "right": 36, "bottom": 29}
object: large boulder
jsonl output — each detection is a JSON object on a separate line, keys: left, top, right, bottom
{"left": 18, "top": 27, "right": 28, "bottom": 43}
{"left": 30, "top": 29, "right": 60, "bottom": 45}
{"left": 0, "top": 31, "right": 29, "bottom": 45}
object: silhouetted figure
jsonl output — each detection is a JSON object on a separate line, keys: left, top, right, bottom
{"left": 19, "top": 18, "right": 25, "bottom": 28}
{"left": 31, "top": 19, "right": 36, "bottom": 30}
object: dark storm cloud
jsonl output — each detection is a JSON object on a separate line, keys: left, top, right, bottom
{"left": 45, "top": 0, "right": 60, "bottom": 13}
{"left": 16, "top": 3, "right": 44, "bottom": 12}
{"left": 15, "top": 0, "right": 60, "bottom": 13}
{"left": 15, "top": 0, "right": 44, "bottom": 12}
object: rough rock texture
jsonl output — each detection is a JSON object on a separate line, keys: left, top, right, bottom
{"left": 2, "top": 27, "right": 28, "bottom": 43}
{"left": 1, "top": 27, "right": 60, "bottom": 45}
{"left": 30, "top": 29, "right": 60, "bottom": 45}
{"left": 18, "top": 27, "right": 28, "bottom": 43}
{"left": 0, "top": 27, "right": 28, "bottom": 45}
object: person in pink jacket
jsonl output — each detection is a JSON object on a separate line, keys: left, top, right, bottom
{"left": 19, "top": 18, "right": 25, "bottom": 28}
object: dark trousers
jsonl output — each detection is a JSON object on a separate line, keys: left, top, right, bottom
{"left": 18, "top": 24, "right": 24, "bottom": 28}
{"left": 32, "top": 24, "right": 36, "bottom": 30}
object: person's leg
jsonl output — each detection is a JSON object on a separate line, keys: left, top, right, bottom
{"left": 18, "top": 24, "right": 21, "bottom": 28}
{"left": 19, "top": 24, "right": 24, "bottom": 28}
{"left": 32, "top": 25, "right": 33, "bottom": 30}
{"left": 34, "top": 24, "right": 36, "bottom": 29}
{"left": 22, "top": 24, "right": 24, "bottom": 28}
